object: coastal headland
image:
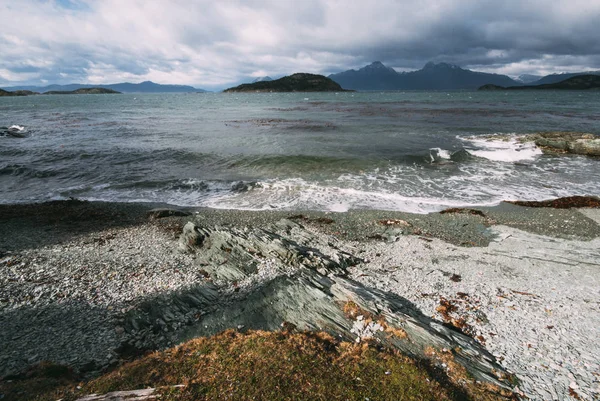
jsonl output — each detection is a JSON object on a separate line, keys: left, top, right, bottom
{"left": 1, "top": 198, "right": 599, "bottom": 400}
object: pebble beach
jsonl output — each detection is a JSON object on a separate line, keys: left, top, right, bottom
{"left": 1, "top": 200, "right": 599, "bottom": 400}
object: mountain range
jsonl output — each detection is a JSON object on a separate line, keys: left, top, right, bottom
{"left": 515, "top": 74, "right": 542, "bottom": 84}
{"left": 328, "top": 61, "right": 600, "bottom": 91}
{"left": 1, "top": 81, "right": 207, "bottom": 93}
{"left": 529, "top": 71, "right": 600, "bottom": 85}
{"left": 479, "top": 75, "right": 600, "bottom": 91}
{"left": 3, "top": 64, "right": 600, "bottom": 93}
{"left": 329, "top": 61, "right": 520, "bottom": 90}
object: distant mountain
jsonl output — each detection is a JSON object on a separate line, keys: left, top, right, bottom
{"left": 327, "top": 61, "right": 400, "bottom": 91}
{"left": 104, "top": 81, "right": 207, "bottom": 93}
{"left": 224, "top": 73, "right": 348, "bottom": 92}
{"left": 252, "top": 76, "right": 273, "bottom": 83}
{"left": 516, "top": 74, "right": 542, "bottom": 84}
{"left": 43, "top": 88, "right": 121, "bottom": 95}
{"left": 329, "top": 61, "right": 521, "bottom": 90}
{"left": 408, "top": 62, "right": 521, "bottom": 90}
{"left": 529, "top": 71, "right": 600, "bottom": 86}
{"left": 479, "top": 75, "right": 600, "bottom": 90}
{"left": 1, "top": 81, "right": 207, "bottom": 93}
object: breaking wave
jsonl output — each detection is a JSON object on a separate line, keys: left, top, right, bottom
{"left": 458, "top": 134, "right": 542, "bottom": 162}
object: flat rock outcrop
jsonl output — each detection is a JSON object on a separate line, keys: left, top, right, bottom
{"left": 476, "top": 132, "right": 600, "bottom": 157}
{"left": 523, "top": 132, "right": 600, "bottom": 156}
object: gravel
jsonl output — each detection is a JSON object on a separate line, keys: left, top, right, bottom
{"left": 347, "top": 213, "right": 600, "bottom": 401}
{"left": 1, "top": 201, "right": 599, "bottom": 401}
{"left": 0, "top": 223, "right": 201, "bottom": 377}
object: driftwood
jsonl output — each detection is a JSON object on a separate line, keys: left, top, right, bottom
{"left": 77, "top": 385, "right": 184, "bottom": 400}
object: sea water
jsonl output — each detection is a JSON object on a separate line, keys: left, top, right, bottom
{"left": 1, "top": 90, "right": 599, "bottom": 213}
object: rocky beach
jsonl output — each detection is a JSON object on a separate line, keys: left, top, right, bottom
{"left": 1, "top": 199, "right": 599, "bottom": 400}
{"left": 3, "top": 2, "right": 600, "bottom": 399}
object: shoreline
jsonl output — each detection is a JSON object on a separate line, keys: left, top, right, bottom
{"left": 1, "top": 198, "right": 599, "bottom": 400}
{"left": 2, "top": 197, "right": 600, "bottom": 249}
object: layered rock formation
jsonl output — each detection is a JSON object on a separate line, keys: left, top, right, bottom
{"left": 118, "top": 218, "right": 514, "bottom": 389}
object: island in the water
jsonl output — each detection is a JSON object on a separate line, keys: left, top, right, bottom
{"left": 479, "top": 74, "right": 600, "bottom": 90}
{"left": 0, "top": 87, "right": 121, "bottom": 96}
{"left": 43, "top": 87, "right": 121, "bottom": 95}
{"left": 0, "top": 89, "right": 39, "bottom": 97}
{"left": 224, "top": 73, "right": 350, "bottom": 92}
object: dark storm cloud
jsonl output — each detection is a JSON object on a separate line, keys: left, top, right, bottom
{"left": 0, "top": 0, "right": 598, "bottom": 88}
{"left": 319, "top": 1, "right": 600, "bottom": 73}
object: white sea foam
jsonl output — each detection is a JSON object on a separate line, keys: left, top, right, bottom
{"left": 458, "top": 134, "right": 542, "bottom": 162}
{"left": 39, "top": 168, "right": 600, "bottom": 214}
{"left": 40, "top": 152, "right": 600, "bottom": 214}
{"left": 201, "top": 178, "right": 504, "bottom": 214}
{"left": 428, "top": 147, "right": 451, "bottom": 162}
{"left": 8, "top": 125, "right": 25, "bottom": 132}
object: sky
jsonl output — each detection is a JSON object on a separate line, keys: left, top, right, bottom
{"left": 1, "top": 0, "right": 599, "bottom": 90}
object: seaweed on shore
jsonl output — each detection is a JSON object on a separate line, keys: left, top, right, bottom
{"left": 506, "top": 196, "right": 600, "bottom": 209}
{"left": 439, "top": 208, "right": 487, "bottom": 218}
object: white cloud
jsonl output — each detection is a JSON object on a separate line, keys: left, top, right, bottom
{"left": 0, "top": 0, "right": 599, "bottom": 89}
{"left": 0, "top": 68, "right": 40, "bottom": 82}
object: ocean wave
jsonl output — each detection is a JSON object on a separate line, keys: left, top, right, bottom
{"left": 9, "top": 125, "right": 25, "bottom": 132}
{"left": 5, "top": 165, "right": 599, "bottom": 213}
{"left": 457, "top": 134, "right": 542, "bottom": 162}
{"left": 0, "top": 164, "right": 58, "bottom": 178}
{"left": 0, "top": 125, "right": 28, "bottom": 138}
{"left": 198, "top": 175, "right": 576, "bottom": 213}
{"left": 199, "top": 177, "right": 523, "bottom": 213}
{"left": 428, "top": 147, "right": 452, "bottom": 163}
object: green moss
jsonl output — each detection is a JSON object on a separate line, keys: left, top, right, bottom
{"left": 83, "top": 330, "right": 510, "bottom": 401}
{"left": 1, "top": 330, "right": 514, "bottom": 401}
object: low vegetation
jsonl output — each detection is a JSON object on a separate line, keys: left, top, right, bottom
{"left": 0, "top": 329, "right": 516, "bottom": 401}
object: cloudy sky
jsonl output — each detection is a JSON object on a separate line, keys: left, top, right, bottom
{"left": 1, "top": 0, "right": 599, "bottom": 90}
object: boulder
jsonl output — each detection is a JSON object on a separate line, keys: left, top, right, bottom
{"left": 568, "top": 138, "right": 600, "bottom": 156}
{"left": 450, "top": 149, "right": 474, "bottom": 162}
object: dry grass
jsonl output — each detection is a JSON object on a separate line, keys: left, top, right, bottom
{"left": 0, "top": 330, "right": 516, "bottom": 401}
